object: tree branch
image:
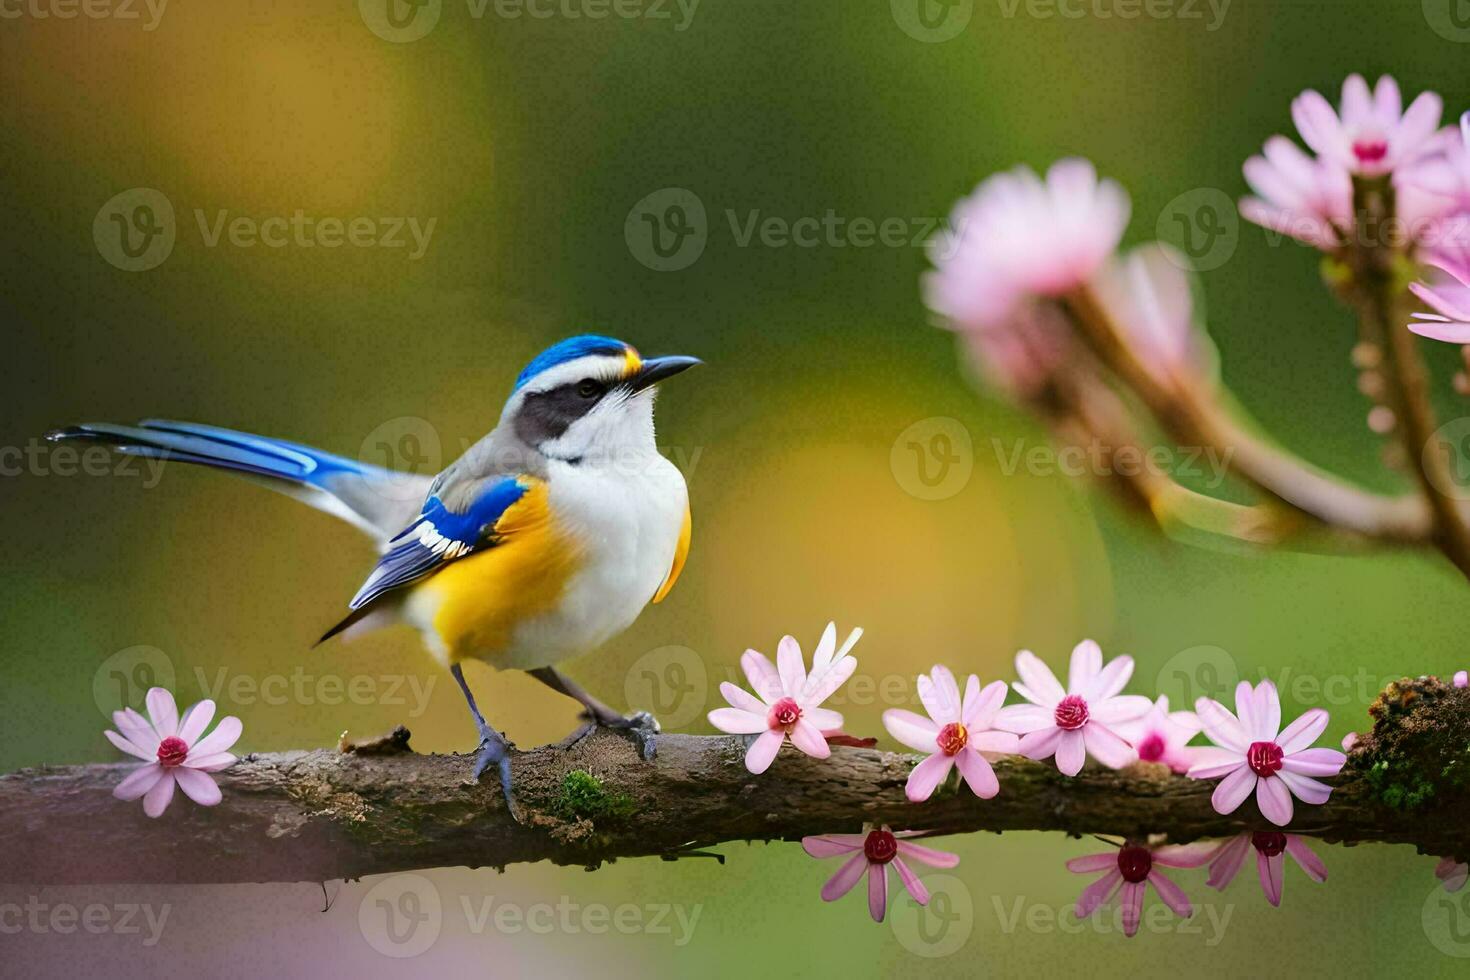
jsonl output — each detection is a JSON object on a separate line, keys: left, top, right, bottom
{"left": 2, "top": 679, "right": 1466, "bottom": 885}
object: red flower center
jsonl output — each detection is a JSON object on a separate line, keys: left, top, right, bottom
{"left": 1251, "top": 831, "right": 1288, "bottom": 858}
{"left": 1246, "top": 741, "right": 1284, "bottom": 778}
{"left": 156, "top": 736, "right": 188, "bottom": 768}
{"left": 864, "top": 829, "right": 898, "bottom": 865}
{"left": 1352, "top": 138, "right": 1389, "bottom": 164}
{"left": 1117, "top": 844, "right": 1153, "bottom": 884}
{"left": 1136, "top": 733, "right": 1166, "bottom": 763}
{"left": 936, "top": 722, "right": 969, "bottom": 756}
{"left": 1054, "top": 695, "right": 1089, "bottom": 731}
{"left": 768, "top": 697, "right": 802, "bottom": 730}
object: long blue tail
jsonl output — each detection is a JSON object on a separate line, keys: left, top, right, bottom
{"left": 47, "top": 419, "right": 429, "bottom": 543}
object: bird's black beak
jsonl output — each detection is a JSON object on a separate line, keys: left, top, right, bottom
{"left": 627, "top": 355, "right": 703, "bottom": 393}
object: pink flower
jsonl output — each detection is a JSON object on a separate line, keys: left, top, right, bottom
{"left": 1240, "top": 135, "right": 1354, "bottom": 249}
{"left": 1455, "top": 670, "right": 1468, "bottom": 689}
{"left": 1407, "top": 263, "right": 1470, "bottom": 344}
{"left": 1187, "top": 680, "right": 1346, "bottom": 826}
{"left": 882, "top": 666, "right": 1019, "bottom": 802}
{"left": 1203, "top": 832, "right": 1327, "bottom": 907}
{"left": 707, "top": 622, "right": 860, "bottom": 774}
{"left": 105, "top": 687, "right": 241, "bottom": 818}
{"left": 1087, "top": 243, "right": 1213, "bottom": 383}
{"left": 1292, "top": 74, "right": 1446, "bottom": 177}
{"left": 956, "top": 302, "right": 1070, "bottom": 399}
{"left": 1067, "top": 840, "right": 1214, "bottom": 937}
{"left": 1113, "top": 695, "right": 1201, "bottom": 775}
{"left": 993, "top": 640, "right": 1152, "bottom": 776}
{"left": 1436, "top": 856, "right": 1468, "bottom": 893}
{"left": 802, "top": 827, "right": 959, "bottom": 923}
{"left": 924, "top": 159, "right": 1129, "bottom": 333}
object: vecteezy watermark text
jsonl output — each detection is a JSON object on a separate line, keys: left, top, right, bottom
{"left": 991, "top": 437, "right": 1236, "bottom": 489}
{"left": 0, "top": 0, "right": 167, "bottom": 30}
{"left": 0, "top": 898, "right": 170, "bottom": 946}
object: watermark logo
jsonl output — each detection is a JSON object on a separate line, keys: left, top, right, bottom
{"left": 1424, "top": 417, "right": 1470, "bottom": 501}
{"left": 359, "top": 416, "right": 444, "bottom": 502}
{"left": 93, "top": 188, "right": 176, "bottom": 272}
{"left": 890, "top": 873, "right": 974, "bottom": 957}
{"left": 1156, "top": 187, "right": 1238, "bottom": 272}
{"left": 0, "top": 0, "right": 168, "bottom": 30}
{"left": 359, "top": 0, "right": 443, "bottom": 43}
{"left": 1155, "top": 644, "right": 1238, "bottom": 709}
{"left": 991, "top": 437, "right": 1234, "bottom": 489}
{"left": 92, "top": 645, "right": 177, "bottom": 720}
{"left": 624, "top": 645, "right": 707, "bottom": 730}
{"left": 625, "top": 187, "right": 707, "bottom": 272}
{"left": 1423, "top": 882, "right": 1470, "bottom": 957}
{"left": 890, "top": 0, "right": 973, "bottom": 43}
{"left": 994, "top": 894, "right": 1233, "bottom": 943}
{"left": 1423, "top": 0, "right": 1470, "bottom": 43}
{"left": 359, "top": 874, "right": 443, "bottom": 958}
{"left": 891, "top": 417, "right": 974, "bottom": 501}
{"left": 994, "top": 0, "right": 1230, "bottom": 30}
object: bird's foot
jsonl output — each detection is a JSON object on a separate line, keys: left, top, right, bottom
{"left": 469, "top": 731, "right": 522, "bottom": 822}
{"left": 569, "top": 710, "right": 661, "bottom": 760}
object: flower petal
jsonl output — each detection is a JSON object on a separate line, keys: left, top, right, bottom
{"left": 1188, "top": 748, "right": 1246, "bottom": 780}
{"left": 145, "top": 688, "right": 179, "bottom": 740}
{"left": 803, "top": 834, "right": 865, "bottom": 858}
{"left": 1075, "top": 869, "right": 1122, "bottom": 918}
{"left": 741, "top": 650, "right": 782, "bottom": 704}
{"left": 868, "top": 862, "right": 889, "bottom": 922}
{"left": 113, "top": 709, "right": 160, "bottom": 754}
{"left": 1286, "top": 836, "right": 1328, "bottom": 883}
{"left": 744, "top": 730, "right": 785, "bottom": 774}
{"left": 1211, "top": 765, "right": 1257, "bottom": 815}
{"left": 806, "top": 707, "right": 843, "bottom": 732}
{"left": 1252, "top": 680, "right": 1282, "bottom": 742}
{"left": 1014, "top": 650, "right": 1065, "bottom": 706}
{"left": 1055, "top": 729, "right": 1087, "bottom": 776}
{"left": 1152, "top": 841, "right": 1218, "bottom": 869}
{"left": 189, "top": 716, "right": 243, "bottom": 758}
{"left": 905, "top": 752, "right": 954, "bottom": 803}
{"left": 719, "top": 681, "right": 767, "bottom": 715}
{"left": 821, "top": 853, "right": 868, "bottom": 901}
{"left": 970, "top": 730, "right": 1020, "bottom": 756}
{"left": 1277, "top": 769, "right": 1333, "bottom": 805}
{"left": 177, "top": 699, "right": 216, "bottom": 747}
{"left": 142, "top": 771, "right": 176, "bottom": 818}
{"left": 1120, "top": 880, "right": 1145, "bottom": 937}
{"left": 104, "top": 729, "right": 155, "bottom": 762}
{"left": 1258, "top": 851, "right": 1283, "bottom": 907}
{"left": 708, "top": 707, "right": 768, "bottom": 735}
{"left": 1019, "top": 726, "right": 1063, "bottom": 761}
{"left": 1195, "top": 697, "right": 1247, "bottom": 752}
{"left": 964, "top": 679, "right": 1008, "bottom": 729}
{"left": 1233, "top": 681, "right": 1260, "bottom": 741}
{"left": 1068, "top": 640, "right": 1104, "bottom": 695}
{"left": 1148, "top": 869, "right": 1193, "bottom": 918}
{"left": 802, "top": 654, "right": 857, "bottom": 707}
{"left": 1066, "top": 852, "right": 1117, "bottom": 873}
{"left": 1085, "top": 655, "right": 1134, "bottom": 702}
{"left": 891, "top": 857, "right": 929, "bottom": 906}
{"left": 1281, "top": 747, "right": 1345, "bottom": 777}
{"left": 1089, "top": 695, "right": 1153, "bottom": 725}
{"left": 1256, "top": 774, "right": 1294, "bottom": 826}
{"left": 955, "top": 748, "right": 1000, "bottom": 798}
{"left": 884, "top": 709, "right": 940, "bottom": 751}
{"left": 994, "top": 704, "right": 1055, "bottom": 734}
{"left": 1277, "top": 708, "right": 1330, "bottom": 754}
{"left": 788, "top": 719, "right": 830, "bottom": 759}
{"left": 1082, "top": 723, "right": 1137, "bottom": 770}
{"left": 1206, "top": 834, "right": 1251, "bottom": 890}
{"left": 809, "top": 622, "right": 837, "bottom": 676}
{"left": 895, "top": 839, "right": 961, "bottom": 868}
{"left": 172, "top": 766, "right": 222, "bottom": 806}
{"left": 183, "top": 752, "right": 237, "bottom": 772}
{"left": 113, "top": 763, "right": 164, "bottom": 801}
{"left": 776, "top": 635, "right": 806, "bottom": 698}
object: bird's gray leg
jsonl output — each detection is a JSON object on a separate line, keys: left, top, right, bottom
{"left": 526, "top": 666, "right": 659, "bottom": 760}
{"left": 451, "top": 663, "right": 519, "bottom": 817}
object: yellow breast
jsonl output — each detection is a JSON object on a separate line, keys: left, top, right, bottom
{"left": 413, "top": 481, "right": 583, "bottom": 665}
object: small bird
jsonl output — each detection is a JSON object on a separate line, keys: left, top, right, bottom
{"left": 49, "top": 335, "right": 700, "bottom": 811}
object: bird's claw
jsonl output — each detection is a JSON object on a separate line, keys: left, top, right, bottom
{"left": 470, "top": 732, "right": 522, "bottom": 822}
{"left": 572, "top": 710, "right": 660, "bottom": 760}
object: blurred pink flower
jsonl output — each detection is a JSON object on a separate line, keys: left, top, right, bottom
{"left": 708, "top": 622, "right": 861, "bottom": 774}
{"left": 1087, "top": 243, "right": 1213, "bottom": 383}
{"left": 1292, "top": 74, "right": 1446, "bottom": 177}
{"left": 1068, "top": 840, "right": 1213, "bottom": 937}
{"left": 883, "top": 666, "right": 1019, "bottom": 802}
{"left": 1187, "top": 680, "right": 1346, "bottom": 826}
{"left": 1407, "top": 266, "right": 1470, "bottom": 344}
{"left": 993, "top": 640, "right": 1152, "bottom": 777}
{"left": 1113, "top": 695, "right": 1201, "bottom": 775}
{"left": 1240, "top": 135, "right": 1354, "bottom": 249}
{"left": 802, "top": 827, "right": 959, "bottom": 923}
{"left": 106, "top": 687, "right": 241, "bottom": 818}
{"left": 1436, "top": 856, "right": 1468, "bottom": 893}
{"left": 1203, "top": 832, "right": 1327, "bottom": 907}
{"left": 1455, "top": 670, "right": 1468, "bottom": 688}
{"left": 956, "top": 302, "right": 1069, "bottom": 399}
{"left": 924, "top": 158, "right": 1129, "bottom": 333}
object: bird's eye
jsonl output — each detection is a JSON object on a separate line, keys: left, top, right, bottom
{"left": 576, "top": 379, "right": 602, "bottom": 399}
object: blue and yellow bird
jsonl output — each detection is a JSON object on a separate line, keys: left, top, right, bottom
{"left": 49, "top": 335, "right": 700, "bottom": 808}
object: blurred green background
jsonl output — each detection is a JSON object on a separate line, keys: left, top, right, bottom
{"left": 4, "top": 0, "right": 1470, "bottom": 975}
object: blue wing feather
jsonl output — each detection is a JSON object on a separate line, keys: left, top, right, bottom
{"left": 348, "top": 476, "right": 531, "bottom": 609}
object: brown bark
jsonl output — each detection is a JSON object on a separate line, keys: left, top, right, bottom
{"left": 2, "top": 676, "right": 1466, "bottom": 885}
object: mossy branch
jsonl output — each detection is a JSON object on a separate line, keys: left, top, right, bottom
{"left": 1, "top": 679, "right": 1466, "bottom": 885}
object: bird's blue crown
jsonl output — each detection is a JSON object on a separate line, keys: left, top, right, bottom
{"left": 515, "top": 335, "right": 631, "bottom": 391}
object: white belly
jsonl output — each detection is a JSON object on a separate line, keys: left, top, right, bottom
{"left": 494, "top": 453, "right": 687, "bottom": 670}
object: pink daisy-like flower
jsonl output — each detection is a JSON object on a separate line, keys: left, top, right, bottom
{"left": 1436, "top": 856, "right": 1468, "bottom": 893}
{"left": 707, "top": 622, "right": 860, "bottom": 774}
{"left": 993, "top": 640, "right": 1152, "bottom": 777}
{"left": 802, "top": 827, "right": 959, "bottom": 923}
{"left": 1113, "top": 695, "right": 1201, "bottom": 775}
{"left": 1187, "top": 680, "right": 1346, "bottom": 826}
{"left": 106, "top": 687, "right": 241, "bottom": 818}
{"left": 1087, "top": 243, "right": 1213, "bottom": 384}
{"left": 924, "top": 158, "right": 1129, "bottom": 333}
{"left": 1240, "top": 135, "right": 1355, "bottom": 249}
{"left": 882, "top": 666, "right": 1020, "bottom": 802}
{"left": 1068, "top": 839, "right": 1214, "bottom": 937}
{"left": 1292, "top": 74, "right": 1446, "bottom": 178}
{"left": 1203, "top": 832, "right": 1327, "bottom": 907}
